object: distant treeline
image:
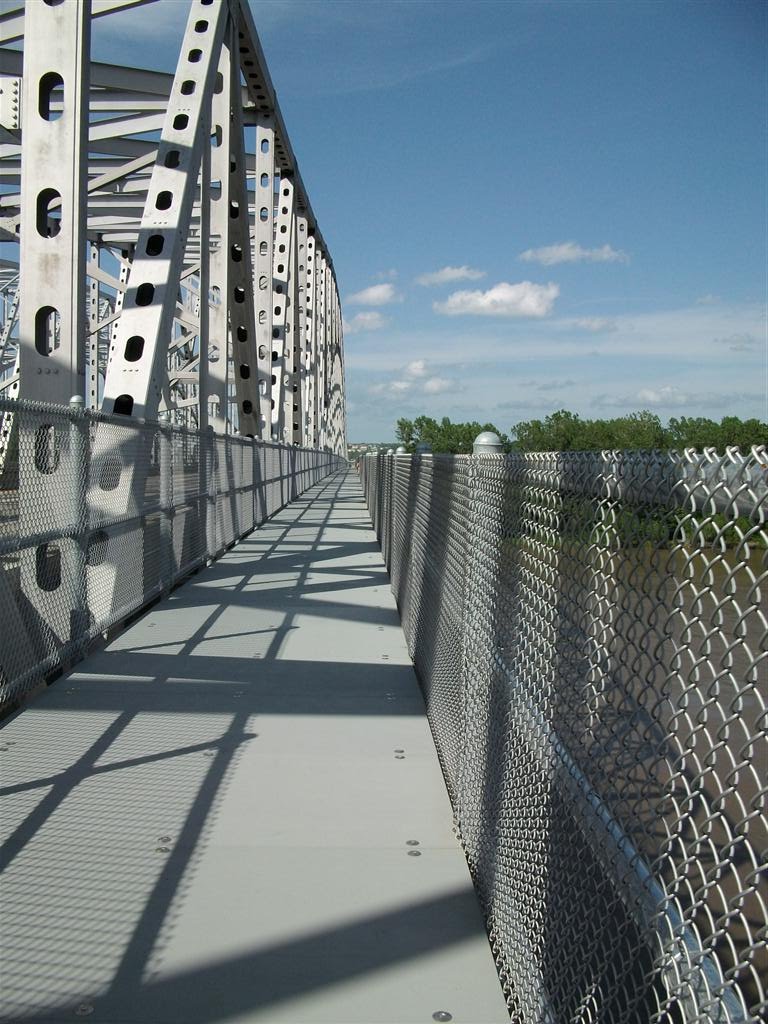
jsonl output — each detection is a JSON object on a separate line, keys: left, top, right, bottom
{"left": 396, "top": 411, "right": 768, "bottom": 454}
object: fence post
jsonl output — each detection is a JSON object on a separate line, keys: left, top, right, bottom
{"left": 68, "top": 395, "right": 89, "bottom": 658}
{"left": 158, "top": 411, "right": 172, "bottom": 594}
{"left": 207, "top": 425, "right": 218, "bottom": 562}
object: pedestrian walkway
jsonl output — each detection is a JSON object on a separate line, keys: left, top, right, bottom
{"left": 0, "top": 470, "right": 508, "bottom": 1024}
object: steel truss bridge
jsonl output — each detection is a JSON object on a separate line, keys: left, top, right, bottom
{"left": 0, "top": 4, "right": 765, "bottom": 1024}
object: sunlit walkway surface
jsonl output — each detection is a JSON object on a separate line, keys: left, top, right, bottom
{"left": 1, "top": 471, "right": 507, "bottom": 1024}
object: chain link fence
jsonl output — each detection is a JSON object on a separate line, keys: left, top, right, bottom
{"left": 0, "top": 396, "right": 345, "bottom": 708}
{"left": 361, "top": 448, "right": 766, "bottom": 1024}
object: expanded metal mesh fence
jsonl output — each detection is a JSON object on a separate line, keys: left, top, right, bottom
{"left": 0, "top": 396, "right": 345, "bottom": 707}
{"left": 361, "top": 448, "right": 766, "bottom": 1024}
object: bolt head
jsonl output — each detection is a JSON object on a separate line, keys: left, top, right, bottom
{"left": 432, "top": 1013, "right": 452, "bottom": 1022}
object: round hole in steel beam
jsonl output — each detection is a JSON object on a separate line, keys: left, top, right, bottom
{"left": 36, "top": 188, "right": 61, "bottom": 237}
{"left": 38, "top": 71, "right": 64, "bottom": 121}
{"left": 259, "top": 311, "right": 266, "bottom": 324}
{"left": 135, "top": 283, "right": 154, "bottom": 306}
{"left": 173, "top": 113, "right": 189, "bottom": 131}
{"left": 258, "top": 345, "right": 267, "bottom": 359}
{"left": 113, "top": 394, "right": 134, "bottom": 417}
{"left": 87, "top": 530, "right": 109, "bottom": 567}
{"left": 239, "top": 364, "right": 251, "bottom": 379}
{"left": 97, "top": 453, "right": 122, "bottom": 491}
{"left": 146, "top": 234, "right": 164, "bottom": 256}
{"left": 36, "top": 543, "right": 61, "bottom": 592}
{"left": 260, "top": 139, "right": 269, "bottom": 153}
{"left": 229, "top": 201, "right": 240, "bottom": 219}
{"left": 188, "top": 48, "right": 203, "bottom": 62}
{"left": 155, "top": 191, "right": 173, "bottom": 211}
{"left": 237, "top": 325, "right": 247, "bottom": 342}
{"left": 180, "top": 80, "right": 196, "bottom": 96}
{"left": 34, "top": 305, "right": 59, "bottom": 355}
{"left": 242, "top": 400, "right": 253, "bottom": 415}
{"left": 164, "top": 150, "right": 181, "bottom": 169}
{"left": 233, "top": 286, "right": 245, "bottom": 304}
{"left": 213, "top": 72, "right": 223, "bottom": 94}
{"left": 124, "top": 336, "right": 145, "bottom": 362}
{"left": 194, "top": 19, "right": 208, "bottom": 32}
{"left": 259, "top": 207, "right": 268, "bottom": 222}
{"left": 34, "top": 425, "right": 60, "bottom": 474}
{"left": 231, "top": 243, "right": 243, "bottom": 262}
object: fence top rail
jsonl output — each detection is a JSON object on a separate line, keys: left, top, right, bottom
{"left": 0, "top": 395, "right": 346, "bottom": 460}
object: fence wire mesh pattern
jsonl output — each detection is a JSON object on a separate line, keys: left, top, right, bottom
{"left": 0, "top": 397, "right": 344, "bottom": 706}
{"left": 361, "top": 449, "right": 767, "bottom": 1024}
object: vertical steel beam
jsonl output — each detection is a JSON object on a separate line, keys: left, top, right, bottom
{"left": 18, "top": 0, "right": 91, "bottom": 403}
{"left": 101, "top": 0, "right": 227, "bottom": 421}
{"left": 270, "top": 175, "right": 293, "bottom": 441}
{"left": 197, "top": 119, "right": 210, "bottom": 435}
{"left": 291, "top": 213, "right": 307, "bottom": 446}
{"left": 253, "top": 116, "right": 275, "bottom": 441}
{"left": 87, "top": 243, "right": 101, "bottom": 409}
{"left": 226, "top": 29, "right": 263, "bottom": 438}
{"left": 303, "top": 233, "right": 317, "bottom": 448}
{"left": 205, "top": 38, "right": 232, "bottom": 433}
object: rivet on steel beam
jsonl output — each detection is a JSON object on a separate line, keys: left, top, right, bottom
{"left": 407, "top": 850, "right": 421, "bottom": 857}
{"left": 406, "top": 839, "right": 419, "bottom": 846}
{"left": 432, "top": 1013, "right": 453, "bottom": 1022}
{"left": 75, "top": 1004, "right": 94, "bottom": 1016}
{"left": 155, "top": 847, "right": 171, "bottom": 853}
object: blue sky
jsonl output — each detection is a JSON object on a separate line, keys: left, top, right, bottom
{"left": 94, "top": 0, "right": 767, "bottom": 441}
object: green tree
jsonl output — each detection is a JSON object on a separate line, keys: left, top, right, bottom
{"left": 395, "top": 416, "right": 510, "bottom": 454}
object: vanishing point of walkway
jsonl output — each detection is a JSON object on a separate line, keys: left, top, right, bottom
{"left": 1, "top": 471, "right": 508, "bottom": 1024}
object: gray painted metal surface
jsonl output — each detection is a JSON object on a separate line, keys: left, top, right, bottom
{"left": 0, "top": 470, "right": 508, "bottom": 1024}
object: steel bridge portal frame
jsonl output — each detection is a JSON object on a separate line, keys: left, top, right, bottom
{"left": 0, "top": 0, "right": 346, "bottom": 658}
{"left": 0, "top": 0, "right": 346, "bottom": 455}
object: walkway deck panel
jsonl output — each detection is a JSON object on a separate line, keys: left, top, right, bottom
{"left": 1, "top": 471, "right": 508, "bottom": 1024}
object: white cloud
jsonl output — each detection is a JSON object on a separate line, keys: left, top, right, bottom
{"left": 434, "top": 280, "right": 559, "bottom": 318}
{"left": 346, "top": 282, "right": 400, "bottom": 306}
{"left": 572, "top": 317, "right": 618, "bottom": 333}
{"left": 713, "top": 333, "right": 757, "bottom": 352}
{"left": 389, "top": 380, "right": 412, "bottom": 393}
{"left": 405, "top": 359, "right": 428, "bottom": 378}
{"left": 423, "top": 377, "right": 453, "bottom": 394}
{"left": 343, "top": 311, "right": 388, "bottom": 334}
{"left": 536, "top": 378, "right": 576, "bottom": 391}
{"left": 416, "top": 265, "right": 485, "bottom": 286}
{"left": 519, "top": 242, "right": 628, "bottom": 266}
{"left": 696, "top": 294, "right": 721, "bottom": 305}
{"left": 636, "top": 385, "right": 688, "bottom": 406}
{"left": 375, "top": 268, "right": 399, "bottom": 281}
